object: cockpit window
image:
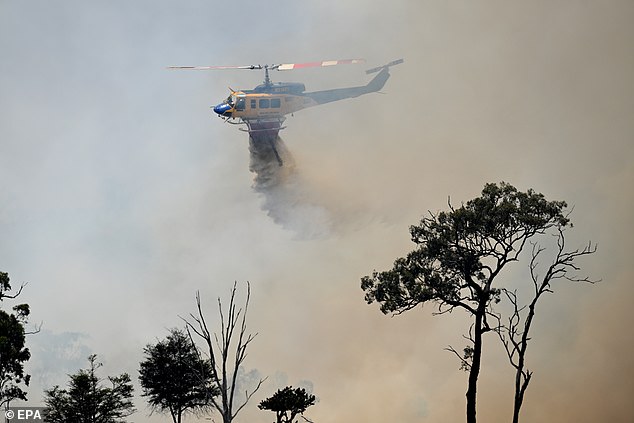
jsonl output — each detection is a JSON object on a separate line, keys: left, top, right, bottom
{"left": 236, "top": 97, "right": 246, "bottom": 111}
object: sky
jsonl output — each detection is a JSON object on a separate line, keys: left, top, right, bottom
{"left": 1, "top": 1, "right": 633, "bottom": 422}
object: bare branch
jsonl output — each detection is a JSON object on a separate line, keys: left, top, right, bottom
{"left": 496, "top": 228, "right": 597, "bottom": 423}
{"left": 445, "top": 345, "right": 472, "bottom": 371}
{"left": 183, "top": 282, "right": 266, "bottom": 423}
{"left": 301, "top": 415, "right": 315, "bottom": 423}
{"left": 25, "top": 321, "right": 43, "bottom": 335}
{"left": 0, "top": 282, "right": 26, "bottom": 300}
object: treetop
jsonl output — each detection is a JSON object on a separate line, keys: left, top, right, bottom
{"left": 362, "top": 182, "right": 571, "bottom": 315}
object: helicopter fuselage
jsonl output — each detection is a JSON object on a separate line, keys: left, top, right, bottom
{"left": 212, "top": 65, "right": 392, "bottom": 123}
{"left": 213, "top": 89, "right": 318, "bottom": 120}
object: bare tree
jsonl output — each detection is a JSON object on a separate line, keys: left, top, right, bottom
{"left": 495, "top": 228, "right": 597, "bottom": 423}
{"left": 184, "top": 282, "right": 266, "bottom": 423}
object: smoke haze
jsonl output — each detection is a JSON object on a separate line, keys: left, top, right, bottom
{"left": 1, "top": 1, "right": 633, "bottom": 422}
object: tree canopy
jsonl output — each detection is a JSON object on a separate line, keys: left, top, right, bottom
{"left": 139, "top": 328, "right": 217, "bottom": 423}
{"left": 44, "top": 354, "right": 135, "bottom": 423}
{"left": 362, "top": 182, "right": 569, "bottom": 316}
{"left": 0, "top": 271, "right": 32, "bottom": 408}
{"left": 361, "top": 182, "right": 571, "bottom": 423}
{"left": 258, "top": 386, "right": 316, "bottom": 423}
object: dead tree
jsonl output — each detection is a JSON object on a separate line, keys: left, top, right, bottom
{"left": 184, "top": 282, "right": 266, "bottom": 423}
{"left": 495, "top": 228, "right": 597, "bottom": 423}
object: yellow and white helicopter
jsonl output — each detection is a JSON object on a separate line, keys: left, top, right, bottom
{"left": 169, "top": 58, "right": 403, "bottom": 138}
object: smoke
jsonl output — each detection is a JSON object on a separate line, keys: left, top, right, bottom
{"left": 1, "top": 1, "right": 633, "bottom": 422}
{"left": 249, "top": 134, "right": 332, "bottom": 239}
{"left": 28, "top": 330, "right": 92, "bottom": 389}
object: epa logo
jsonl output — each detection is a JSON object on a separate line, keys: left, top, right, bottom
{"left": 4, "top": 408, "right": 44, "bottom": 421}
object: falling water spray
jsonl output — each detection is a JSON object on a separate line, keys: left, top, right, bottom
{"left": 248, "top": 134, "right": 332, "bottom": 239}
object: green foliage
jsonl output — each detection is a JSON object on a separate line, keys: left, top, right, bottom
{"left": 460, "top": 346, "right": 474, "bottom": 371}
{"left": 43, "top": 354, "right": 135, "bottom": 423}
{"left": 139, "top": 328, "right": 217, "bottom": 423}
{"left": 0, "top": 271, "right": 31, "bottom": 407}
{"left": 0, "top": 272, "right": 10, "bottom": 295}
{"left": 258, "top": 386, "right": 316, "bottom": 423}
{"left": 361, "top": 182, "right": 569, "bottom": 316}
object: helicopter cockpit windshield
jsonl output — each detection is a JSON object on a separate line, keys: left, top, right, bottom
{"left": 235, "top": 96, "right": 246, "bottom": 111}
{"left": 222, "top": 94, "right": 245, "bottom": 111}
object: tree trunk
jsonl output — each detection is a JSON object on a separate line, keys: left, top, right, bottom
{"left": 512, "top": 393, "right": 522, "bottom": 423}
{"left": 512, "top": 347, "right": 526, "bottom": 423}
{"left": 511, "top": 302, "right": 536, "bottom": 423}
{"left": 466, "top": 308, "right": 485, "bottom": 423}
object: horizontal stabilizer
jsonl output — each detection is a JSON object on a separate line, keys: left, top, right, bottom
{"left": 366, "top": 58, "right": 404, "bottom": 75}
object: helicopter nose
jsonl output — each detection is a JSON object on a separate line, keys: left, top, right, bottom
{"left": 213, "top": 103, "right": 232, "bottom": 116}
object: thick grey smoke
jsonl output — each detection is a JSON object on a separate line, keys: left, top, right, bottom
{"left": 2, "top": 1, "right": 633, "bottom": 422}
{"left": 249, "top": 135, "right": 332, "bottom": 239}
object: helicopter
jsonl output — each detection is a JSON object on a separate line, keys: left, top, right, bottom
{"left": 169, "top": 58, "right": 403, "bottom": 138}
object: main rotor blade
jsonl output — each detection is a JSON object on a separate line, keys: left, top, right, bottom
{"left": 276, "top": 59, "right": 365, "bottom": 71}
{"left": 169, "top": 59, "right": 366, "bottom": 71}
{"left": 167, "top": 65, "right": 262, "bottom": 70}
